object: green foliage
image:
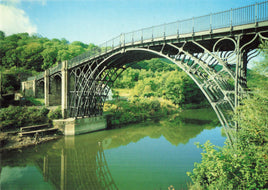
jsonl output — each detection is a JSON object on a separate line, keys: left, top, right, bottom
{"left": 114, "top": 61, "right": 206, "bottom": 106}
{"left": 188, "top": 106, "right": 268, "bottom": 189}
{"left": 47, "top": 106, "right": 62, "bottom": 120}
{"left": 0, "top": 31, "right": 100, "bottom": 94}
{"left": 113, "top": 68, "right": 141, "bottom": 88}
{"left": 254, "top": 40, "right": 268, "bottom": 76}
{"left": 0, "top": 105, "right": 62, "bottom": 131}
{"left": 25, "top": 97, "right": 45, "bottom": 106}
{"left": 0, "top": 106, "right": 49, "bottom": 131}
{"left": 189, "top": 92, "right": 268, "bottom": 189}
{"left": 188, "top": 42, "right": 268, "bottom": 189}
{"left": 1, "top": 67, "right": 34, "bottom": 94}
{"left": 104, "top": 97, "right": 179, "bottom": 126}
{"left": 131, "top": 58, "right": 179, "bottom": 72}
{"left": 0, "top": 31, "right": 100, "bottom": 72}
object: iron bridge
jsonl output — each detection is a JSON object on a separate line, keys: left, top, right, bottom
{"left": 24, "top": 1, "right": 268, "bottom": 143}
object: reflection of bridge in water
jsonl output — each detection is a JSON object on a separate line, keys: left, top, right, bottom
{"left": 36, "top": 116, "right": 217, "bottom": 189}
{"left": 1, "top": 112, "right": 220, "bottom": 189}
{"left": 36, "top": 137, "right": 118, "bottom": 190}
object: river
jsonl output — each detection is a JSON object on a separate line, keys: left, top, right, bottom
{"left": 0, "top": 108, "right": 226, "bottom": 190}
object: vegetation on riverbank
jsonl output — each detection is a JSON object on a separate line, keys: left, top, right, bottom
{"left": 113, "top": 60, "right": 207, "bottom": 106}
{"left": 188, "top": 42, "right": 268, "bottom": 189}
{"left": 104, "top": 58, "right": 208, "bottom": 127}
{"left": 104, "top": 97, "right": 179, "bottom": 127}
{"left": 0, "top": 106, "right": 62, "bottom": 132}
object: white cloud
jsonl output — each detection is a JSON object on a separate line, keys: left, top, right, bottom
{"left": 1, "top": 0, "right": 46, "bottom": 5}
{"left": 0, "top": 4, "right": 37, "bottom": 35}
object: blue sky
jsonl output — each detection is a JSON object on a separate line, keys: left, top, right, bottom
{"left": 0, "top": 0, "right": 265, "bottom": 45}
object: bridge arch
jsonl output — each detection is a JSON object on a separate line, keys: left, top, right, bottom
{"left": 68, "top": 38, "right": 251, "bottom": 142}
{"left": 36, "top": 80, "right": 44, "bottom": 98}
{"left": 50, "top": 74, "right": 62, "bottom": 106}
{"left": 67, "top": 30, "right": 268, "bottom": 143}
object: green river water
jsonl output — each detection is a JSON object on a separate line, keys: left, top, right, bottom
{"left": 0, "top": 108, "right": 226, "bottom": 190}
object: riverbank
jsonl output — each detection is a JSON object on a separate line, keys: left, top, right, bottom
{"left": 0, "top": 105, "right": 64, "bottom": 151}
{"left": 0, "top": 132, "right": 62, "bottom": 152}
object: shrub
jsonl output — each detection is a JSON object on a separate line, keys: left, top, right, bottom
{"left": 0, "top": 106, "right": 49, "bottom": 131}
{"left": 188, "top": 90, "right": 268, "bottom": 189}
{"left": 47, "top": 106, "right": 62, "bottom": 120}
{"left": 104, "top": 97, "right": 178, "bottom": 127}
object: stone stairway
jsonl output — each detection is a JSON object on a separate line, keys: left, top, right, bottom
{"left": 19, "top": 124, "right": 59, "bottom": 137}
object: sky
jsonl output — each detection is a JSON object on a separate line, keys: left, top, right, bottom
{"left": 0, "top": 0, "right": 266, "bottom": 45}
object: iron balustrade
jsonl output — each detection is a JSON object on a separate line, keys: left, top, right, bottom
{"left": 27, "top": 1, "right": 268, "bottom": 81}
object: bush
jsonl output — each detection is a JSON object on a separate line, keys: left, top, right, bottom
{"left": 188, "top": 42, "right": 268, "bottom": 189}
{"left": 104, "top": 97, "right": 179, "bottom": 127}
{"left": 187, "top": 90, "right": 268, "bottom": 189}
{"left": 47, "top": 106, "right": 62, "bottom": 120}
{"left": 0, "top": 106, "right": 49, "bottom": 131}
{"left": 25, "top": 97, "right": 45, "bottom": 106}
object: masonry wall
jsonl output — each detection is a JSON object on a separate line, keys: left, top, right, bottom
{"left": 22, "top": 80, "right": 35, "bottom": 97}
{"left": 36, "top": 81, "right": 44, "bottom": 98}
{"left": 49, "top": 76, "right": 62, "bottom": 106}
{"left": 53, "top": 116, "right": 107, "bottom": 136}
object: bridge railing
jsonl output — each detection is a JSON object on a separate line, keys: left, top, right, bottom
{"left": 27, "top": 1, "right": 267, "bottom": 80}
{"left": 27, "top": 72, "right": 44, "bottom": 81}
{"left": 49, "top": 63, "right": 62, "bottom": 76}
{"left": 97, "top": 1, "right": 267, "bottom": 52}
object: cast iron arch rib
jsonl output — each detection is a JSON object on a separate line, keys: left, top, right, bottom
{"left": 67, "top": 30, "right": 268, "bottom": 144}
{"left": 69, "top": 43, "right": 240, "bottom": 143}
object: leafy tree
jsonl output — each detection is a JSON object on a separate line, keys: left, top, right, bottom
{"left": 61, "top": 38, "right": 69, "bottom": 45}
{"left": 188, "top": 41, "right": 268, "bottom": 190}
{"left": 0, "top": 31, "right": 5, "bottom": 40}
{"left": 0, "top": 32, "right": 101, "bottom": 94}
{"left": 71, "top": 41, "right": 88, "bottom": 49}
{"left": 132, "top": 58, "right": 179, "bottom": 72}
{"left": 41, "top": 47, "right": 58, "bottom": 70}
{"left": 1, "top": 67, "right": 33, "bottom": 93}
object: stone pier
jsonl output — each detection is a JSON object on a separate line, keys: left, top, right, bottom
{"left": 22, "top": 80, "right": 36, "bottom": 97}
{"left": 53, "top": 116, "right": 107, "bottom": 136}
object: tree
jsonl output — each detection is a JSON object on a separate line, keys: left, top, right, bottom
{"left": 188, "top": 41, "right": 268, "bottom": 190}
{"left": 0, "top": 31, "right": 5, "bottom": 40}
{"left": 0, "top": 32, "right": 101, "bottom": 94}
{"left": 41, "top": 47, "right": 58, "bottom": 70}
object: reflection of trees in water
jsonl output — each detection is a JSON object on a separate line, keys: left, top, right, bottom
{"left": 0, "top": 108, "right": 219, "bottom": 189}
{"left": 102, "top": 116, "right": 218, "bottom": 149}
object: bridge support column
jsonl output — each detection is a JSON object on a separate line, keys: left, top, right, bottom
{"left": 44, "top": 70, "right": 50, "bottom": 106}
{"left": 21, "top": 79, "right": 36, "bottom": 97}
{"left": 239, "top": 51, "right": 248, "bottom": 90}
{"left": 61, "top": 61, "right": 68, "bottom": 118}
{"left": 33, "top": 80, "right": 36, "bottom": 97}
{"left": 235, "top": 46, "right": 249, "bottom": 110}
{"left": 53, "top": 116, "right": 107, "bottom": 135}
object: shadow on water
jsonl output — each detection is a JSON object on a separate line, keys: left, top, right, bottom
{"left": 0, "top": 108, "right": 222, "bottom": 190}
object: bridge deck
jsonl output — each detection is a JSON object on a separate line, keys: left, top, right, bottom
{"left": 26, "top": 1, "right": 268, "bottom": 80}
